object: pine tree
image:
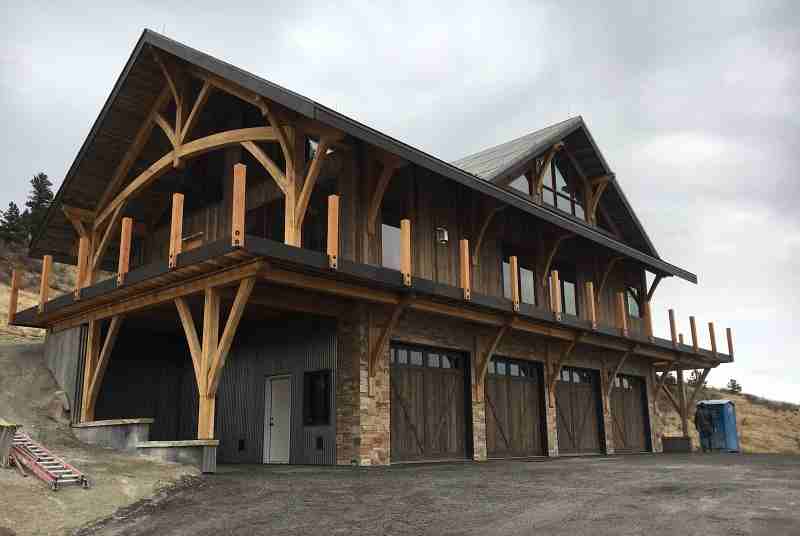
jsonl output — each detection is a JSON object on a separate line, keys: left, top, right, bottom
{"left": 24, "top": 172, "right": 54, "bottom": 236}
{"left": 0, "top": 201, "right": 27, "bottom": 244}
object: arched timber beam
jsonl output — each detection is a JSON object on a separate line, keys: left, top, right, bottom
{"left": 472, "top": 202, "right": 506, "bottom": 265}
{"left": 532, "top": 142, "right": 565, "bottom": 198}
{"left": 596, "top": 256, "right": 624, "bottom": 303}
{"left": 95, "top": 126, "right": 278, "bottom": 227}
{"left": 367, "top": 153, "right": 404, "bottom": 235}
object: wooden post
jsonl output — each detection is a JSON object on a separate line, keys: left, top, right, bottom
{"left": 198, "top": 287, "right": 220, "bottom": 439}
{"left": 689, "top": 316, "right": 698, "bottom": 352}
{"left": 669, "top": 309, "right": 677, "bottom": 347}
{"left": 616, "top": 291, "right": 628, "bottom": 337}
{"left": 8, "top": 269, "right": 20, "bottom": 325}
{"left": 117, "top": 217, "right": 133, "bottom": 285}
{"left": 643, "top": 300, "right": 653, "bottom": 339}
{"left": 676, "top": 368, "right": 689, "bottom": 436}
{"left": 75, "top": 235, "right": 90, "bottom": 298}
{"left": 459, "top": 239, "right": 471, "bottom": 301}
{"left": 550, "top": 269, "right": 560, "bottom": 319}
{"left": 679, "top": 333, "right": 685, "bottom": 345}
{"left": 585, "top": 281, "right": 597, "bottom": 329}
{"left": 168, "top": 193, "right": 184, "bottom": 269}
{"left": 400, "top": 218, "right": 411, "bottom": 287}
{"left": 327, "top": 194, "right": 340, "bottom": 270}
{"left": 38, "top": 255, "right": 52, "bottom": 313}
{"left": 726, "top": 328, "right": 734, "bottom": 358}
{"left": 708, "top": 322, "right": 717, "bottom": 355}
{"left": 509, "top": 256, "right": 520, "bottom": 312}
{"left": 81, "top": 320, "right": 102, "bottom": 422}
{"left": 231, "top": 163, "right": 246, "bottom": 248}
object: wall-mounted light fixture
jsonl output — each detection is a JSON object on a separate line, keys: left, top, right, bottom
{"left": 435, "top": 227, "right": 449, "bottom": 245}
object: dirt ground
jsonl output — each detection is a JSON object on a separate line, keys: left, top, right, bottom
{"left": 0, "top": 344, "right": 196, "bottom": 536}
{"left": 73, "top": 454, "right": 800, "bottom": 536}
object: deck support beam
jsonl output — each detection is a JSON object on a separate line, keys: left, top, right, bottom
{"left": 80, "top": 316, "right": 124, "bottom": 422}
{"left": 546, "top": 333, "right": 584, "bottom": 407}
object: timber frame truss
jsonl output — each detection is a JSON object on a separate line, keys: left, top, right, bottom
{"left": 67, "top": 47, "right": 348, "bottom": 296}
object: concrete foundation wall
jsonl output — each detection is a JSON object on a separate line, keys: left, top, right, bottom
{"left": 43, "top": 325, "right": 86, "bottom": 414}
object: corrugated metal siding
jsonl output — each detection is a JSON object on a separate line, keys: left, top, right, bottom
{"left": 216, "top": 316, "right": 337, "bottom": 465}
{"left": 95, "top": 328, "right": 197, "bottom": 440}
{"left": 93, "top": 314, "right": 336, "bottom": 464}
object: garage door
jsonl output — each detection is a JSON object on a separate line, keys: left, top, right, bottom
{"left": 556, "top": 366, "right": 603, "bottom": 455}
{"left": 485, "top": 357, "right": 546, "bottom": 458}
{"left": 390, "top": 344, "right": 468, "bottom": 462}
{"left": 610, "top": 374, "right": 649, "bottom": 453}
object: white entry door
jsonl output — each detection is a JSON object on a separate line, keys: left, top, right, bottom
{"left": 264, "top": 375, "right": 291, "bottom": 463}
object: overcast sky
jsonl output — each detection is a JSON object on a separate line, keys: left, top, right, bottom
{"left": 2, "top": 2, "right": 798, "bottom": 401}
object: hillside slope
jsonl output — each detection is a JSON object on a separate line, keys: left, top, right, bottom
{"left": 0, "top": 342, "right": 196, "bottom": 536}
{"left": 658, "top": 386, "right": 800, "bottom": 454}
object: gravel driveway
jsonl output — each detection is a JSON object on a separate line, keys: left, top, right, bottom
{"left": 76, "top": 454, "right": 800, "bottom": 536}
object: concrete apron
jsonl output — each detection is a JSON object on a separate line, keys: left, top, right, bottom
{"left": 72, "top": 419, "right": 218, "bottom": 473}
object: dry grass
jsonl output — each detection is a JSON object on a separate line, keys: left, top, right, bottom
{"left": 0, "top": 241, "right": 76, "bottom": 343}
{"left": 658, "top": 386, "right": 800, "bottom": 454}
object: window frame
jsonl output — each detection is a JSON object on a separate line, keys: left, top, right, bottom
{"left": 501, "top": 250, "right": 537, "bottom": 306}
{"left": 538, "top": 158, "right": 585, "bottom": 219}
{"left": 303, "top": 369, "right": 332, "bottom": 427}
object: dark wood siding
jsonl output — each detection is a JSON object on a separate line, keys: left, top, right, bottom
{"left": 610, "top": 374, "right": 650, "bottom": 453}
{"left": 485, "top": 357, "right": 546, "bottom": 458}
{"left": 390, "top": 344, "right": 469, "bottom": 462}
{"left": 556, "top": 366, "right": 604, "bottom": 455}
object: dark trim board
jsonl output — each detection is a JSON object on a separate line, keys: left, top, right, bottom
{"left": 30, "top": 30, "right": 696, "bottom": 284}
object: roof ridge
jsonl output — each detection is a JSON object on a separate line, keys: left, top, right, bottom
{"left": 451, "top": 116, "right": 582, "bottom": 165}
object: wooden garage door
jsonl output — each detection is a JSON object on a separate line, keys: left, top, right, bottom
{"left": 610, "top": 374, "right": 649, "bottom": 452}
{"left": 485, "top": 357, "right": 545, "bottom": 458}
{"left": 390, "top": 345, "right": 468, "bottom": 462}
{"left": 556, "top": 366, "right": 603, "bottom": 455}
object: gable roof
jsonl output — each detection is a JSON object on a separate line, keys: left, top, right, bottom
{"left": 452, "top": 117, "right": 659, "bottom": 258}
{"left": 30, "top": 29, "right": 695, "bottom": 283}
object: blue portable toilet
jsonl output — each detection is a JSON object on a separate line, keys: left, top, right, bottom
{"left": 696, "top": 400, "right": 739, "bottom": 452}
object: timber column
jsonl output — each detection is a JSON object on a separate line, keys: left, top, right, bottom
{"left": 647, "top": 367, "right": 663, "bottom": 453}
{"left": 470, "top": 334, "right": 489, "bottom": 462}
{"left": 544, "top": 344, "right": 560, "bottom": 457}
{"left": 359, "top": 309, "right": 392, "bottom": 465}
{"left": 600, "top": 361, "right": 615, "bottom": 455}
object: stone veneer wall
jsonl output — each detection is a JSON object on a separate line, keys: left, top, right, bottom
{"left": 348, "top": 308, "right": 661, "bottom": 465}
{"left": 335, "top": 305, "right": 366, "bottom": 465}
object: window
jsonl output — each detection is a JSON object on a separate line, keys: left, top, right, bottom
{"left": 552, "top": 266, "right": 579, "bottom": 317}
{"left": 392, "top": 345, "right": 461, "bottom": 370}
{"left": 626, "top": 287, "right": 642, "bottom": 318}
{"left": 538, "top": 158, "right": 585, "bottom": 218}
{"left": 306, "top": 137, "right": 319, "bottom": 162}
{"left": 303, "top": 370, "right": 331, "bottom": 426}
{"left": 381, "top": 223, "right": 402, "bottom": 270}
{"left": 489, "top": 357, "right": 538, "bottom": 378}
{"left": 502, "top": 256, "right": 536, "bottom": 305}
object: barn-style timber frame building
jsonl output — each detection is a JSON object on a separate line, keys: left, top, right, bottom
{"left": 9, "top": 30, "right": 734, "bottom": 470}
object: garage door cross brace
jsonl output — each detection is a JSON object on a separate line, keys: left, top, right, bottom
{"left": 547, "top": 332, "right": 584, "bottom": 407}
{"left": 605, "top": 345, "right": 638, "bottom": 400}
{"left": 368, "top": 295, "right": 412, "bottom": 385}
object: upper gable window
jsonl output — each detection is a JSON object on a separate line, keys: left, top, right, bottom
{"left": 539, "top": 159, "right": 585, "bottom": 219}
